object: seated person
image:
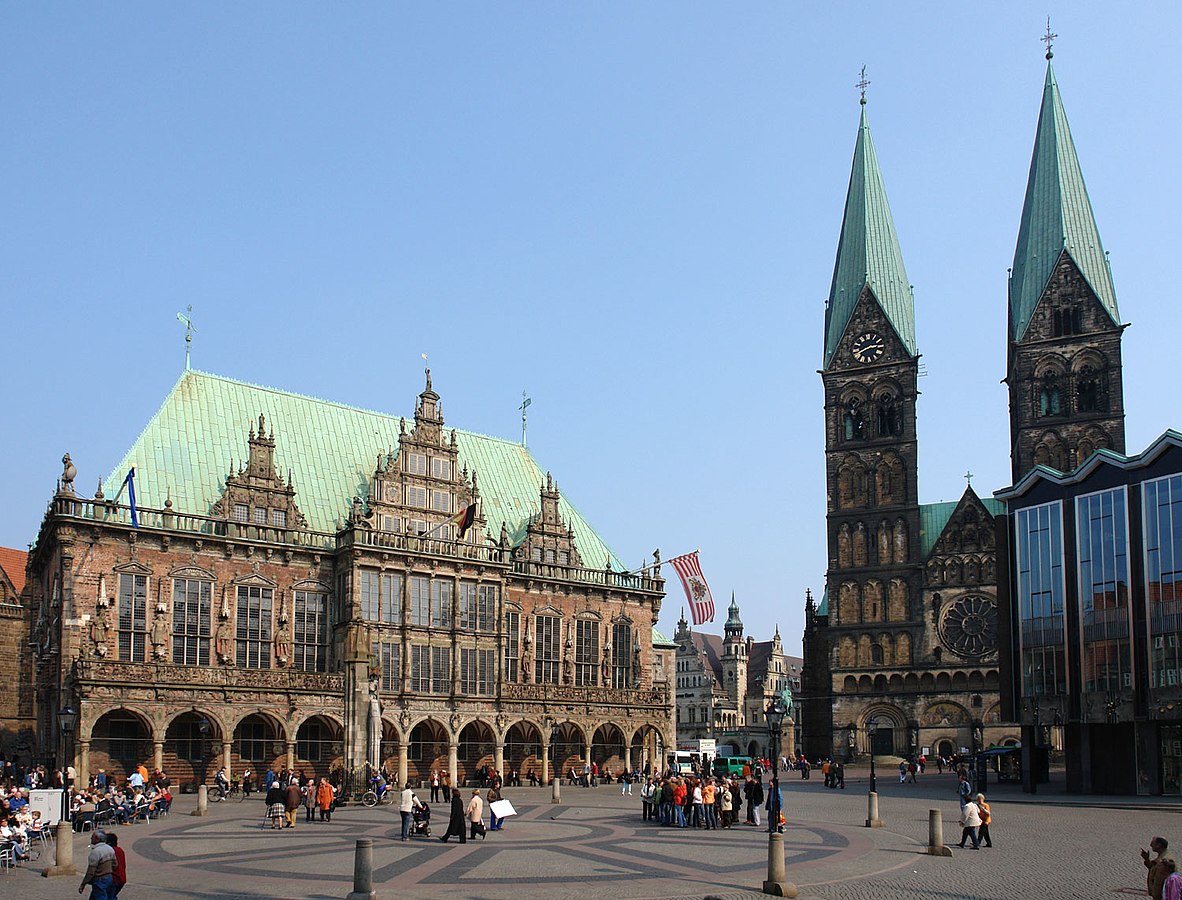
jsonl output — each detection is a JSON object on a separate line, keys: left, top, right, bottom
{"left": 1, "top": 817, "right": 29, "bottom": 860}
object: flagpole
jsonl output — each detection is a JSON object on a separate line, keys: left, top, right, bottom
{"left": 616, "top": 548, "right": 700, "bottom": 577}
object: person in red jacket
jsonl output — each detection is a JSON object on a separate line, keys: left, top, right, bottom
{"left": 105, "top": 831, "right": 127, "bottom": 897}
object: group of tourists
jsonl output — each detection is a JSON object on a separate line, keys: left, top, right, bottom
{"left": 258, "top": 770, "right": 337, "bottom": 829}
{"left": 0, "top": 784, "right": 48, "bottom": 863}
{"left": 954, "top": 771, "right": 993, "bottom": 849}
{"left": 638, "top": 772, "right": 783, "bottom": 832}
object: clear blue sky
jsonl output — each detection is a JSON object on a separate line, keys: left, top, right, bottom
{"left": 3, "top": 3, "right": 1180, "bottom": 654}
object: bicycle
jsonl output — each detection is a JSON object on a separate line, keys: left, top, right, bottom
{"left": 208, "top": 780, "right": 243, "bottom": 802}
{"left": 360, "top": 778, "right": 394, "bottom": 808}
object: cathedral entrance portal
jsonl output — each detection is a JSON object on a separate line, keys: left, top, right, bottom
{"left": 871, "top": 727, "right": 894, "bottom": 757}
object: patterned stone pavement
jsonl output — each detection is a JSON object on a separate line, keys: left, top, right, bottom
{"left": 3, "top": 769, "right": 1179, "bottom": 899}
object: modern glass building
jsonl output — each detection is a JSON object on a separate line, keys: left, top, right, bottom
{"left": 996, "top": 431, "right": 1182, "bottom": 795}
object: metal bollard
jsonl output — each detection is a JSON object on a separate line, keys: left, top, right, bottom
{"left": 345, "top": 838, "right": 377, "bottom": 900}
{"left": 865, "top": 790, "right": 884, "bottom": 827}
{"left": 41, "top": 821, "right": 77, "bottom": 877}
{"left": 551, "top": 776, "right": 561, "bottom": 804}
{"left": 191, "top": 783, "right": 209, "bottom": 816}
{"left": 926, "top": 808, "right": 953, "bottom": 856}
{"left": 761, "top": 831, "right": 798, "bottom": 897}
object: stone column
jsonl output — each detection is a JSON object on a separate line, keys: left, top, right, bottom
{"left": 448, "top": 742, "right": 458, "bottom": 790}
{"left": 623, "top": 746, "right": 632, "bottom": 774}
{"left": 540, "top": 741, "right": 550, "bottom": 784}
{"left": 345, "top": 837, "right": 377, "bottom": 900}
{"left": 494, "top": 740, "right": 504, "bottom": 778}
{"left": 397, "top": 743, "right": 408, "bottom": 789}
{"left": 40, "top": 822, "right": 76, "bottom": 877}
{"left": 584, "top": 744, "right": 592, "bottom": 770}
{"left": 222, "top": 741, "right": 232, "bottom": 776}
{"left": 287, "top": 741, "right": 296, "bottom": 772}
{"left": 154, "top": 740, "right": 165, "bottom": 773}
{"left": 78, "top": 740, "right": 91, "bottom": 790}
{"left": 191, "top": 784, "right": 209, "bottom": 817}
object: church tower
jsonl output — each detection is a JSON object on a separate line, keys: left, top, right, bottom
{"left": 721, "top": 594, "right": 748, "bottom": 707}
{"left": 1007, "top": 51, "right": 1126, "bottom": 482}
{"left": 813, "top": 93, "right": 925, "bottom": 758}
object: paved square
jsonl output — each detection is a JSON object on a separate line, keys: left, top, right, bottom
{"left": 3, "top": 770, "right": 1178, "bottom": 899}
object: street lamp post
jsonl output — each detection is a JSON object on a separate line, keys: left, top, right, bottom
{"left": 865, "top": 718, "right": 883, "bottom": 828}
{"left": 761, "top": 696, "right": 796, "bottom": 897}
{"left": 57, "top": 705, "right": 78, "bottom": 821}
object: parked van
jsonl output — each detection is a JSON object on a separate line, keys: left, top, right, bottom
{"left": 713, "top": 756, "right": 753, "bottom": 777}
{"left": 666, "top": 751, "right": 696, "bottom": 774}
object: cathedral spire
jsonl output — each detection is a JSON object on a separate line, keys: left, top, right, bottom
{"left": 1009, "top": 59, "right": 1120, "bottom": 341}
{"left": 823, "top": 98, "right": 916, "bottom": 368}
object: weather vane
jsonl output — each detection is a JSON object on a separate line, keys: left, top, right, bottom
{"left": 519, "top": 391, "right": 532, "bottom": 447}
{"left": 1042, "top": 18, "right": 1057, "bottom": 60}
{"left": 176, "top": 305, "right": 196, "bottom": 370}
{"left": 856, "top": 65, "right": 870, "bottom": 105}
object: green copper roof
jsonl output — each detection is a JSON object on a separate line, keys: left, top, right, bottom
{"left": 817, "top": 588, "right": 828, "bottom": 618}
{"left": 652, "top": 626, "right": 677, "bottom": 649}
{"left": 919, "top": 497, "right": 1006, "bottom": 558}
{"left": 1009, "top": 62, "right": 1120, "bottom": 340}
{"left": 824, "top": 104, "right": 916, "bottom": 367}
{"left": 101, "top": 369, "right": 623, "bottom": 567}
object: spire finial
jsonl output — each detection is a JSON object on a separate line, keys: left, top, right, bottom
{"left": 965, "top": 470, "right": 974, "bottom": 487}
{"left": 1042, "top": 17, "right": 1057, "bottom": 60}
{"left": 519, "top": 391, "right": 532, "bottom": 447}
{"left": 856, "top": 65, "right": 870, "bottom": 105}
{"left": 176, "top": 305, "right": 196, "bottom": 370}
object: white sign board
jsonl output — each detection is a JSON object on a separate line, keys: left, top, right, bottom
{"left": 489, "top": 799, "right": 517, "bottom": 819}
{"left": 29, "top": 789, "right": 64, "bottom": 827}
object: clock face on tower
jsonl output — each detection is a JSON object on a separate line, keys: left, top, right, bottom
{"left": 851, "top": 332, "right": 885, "bottom": 364}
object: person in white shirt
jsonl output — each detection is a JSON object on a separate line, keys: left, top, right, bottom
{"left": 958, "top": 798, "right": 982, "bottom": 850}
{"left": 398, "top": 786, "right": 420, "bottom": 842}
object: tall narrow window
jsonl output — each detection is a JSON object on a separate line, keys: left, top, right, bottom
{"left": 458, "top": 582, "right": 478, "bottom": 631}
{"left": 535, "top": 614, "right": 561, "bottom": 684}
{"left": 431, "top": 580, "right": 452, "bottom": 628}
{"left": 431, "top": 645, "right": 451, "bottom": 693}
{"left": 171, "top": 578, "right": 211, "bottom": 666}
{"left": 1015, "top": 502, "right": 1067, "bottom": 697}
{"left": 118, "top": 573, "right": 148, "bottom": 662}
{"left": 1077, "top": 488, "right": 1131, "bottom": 694}
{"left": 612, "top": 621, "right": 633, "bottom": 689}
{"left": 378, "top": 642, "right": 400, "bottom": 693}
{"left": 381, "top": 573, "right": 402, "bottom": 624}
{"left": 409, "top": 576, "right": 430, "bottom": 627}
{"left": 359, "top": 570, "right": 380, "bottom": 622}
{"left": 575, "top": 619, "right": 599, "bottom": 686}
{"left": 504, "top": 612, "right": 520, "bottom": 683}
{"left": 477, "top": 648, "right": 495, "bottom": 695}
{"left": 411, "top": 644, "right": 430, "bottom": 692}
{"left": 477, "top": 585, "right": 497, "bottom": 633}
{"left": 235, "top": 585, "right": 273, "bottom": 669}
{"left": 293, "top": 590, "right": 328, "bottom": 672}
{"left": 460, "top": 648, "right": 478, "bottom": 694}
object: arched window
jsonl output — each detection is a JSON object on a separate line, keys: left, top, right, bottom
{"left": 1076, "top": 366, "right": 1102, "bottom": 412}
{"left": 843, "top": 399, "right": 865, "bottom": 441}
{"left": 870, "top": 643, "right": 884, "bottom": 665}
{"left": 875, "top": 393, "right": 901, "bottom": 437}
{"left": 1038, "top": 375, "right": 1062, "bottom": 417}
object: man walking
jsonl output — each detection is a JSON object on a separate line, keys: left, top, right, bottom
{"left": 284, "top": 777, "right": 302, "bottom": 828}
{"left": 399, "top": 784, "right": 420, "bottom": 842}
{"left": 957, "top": 796, "right": 982, "bottom": 850}
{"left": 78, "top": 829, "right": 116, "bottom": 899}
{"left": 1143, "top": 836, "right": 1175, "bottom": 900}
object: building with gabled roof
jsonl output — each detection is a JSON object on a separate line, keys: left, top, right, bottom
{"left": 25, "top": 368, "right": 672, "bottom": 789}
{"left": 674, "top": 597, "right": 801, "bottom": 760}
{"left": 0, "top": 546, "right": 34, "bottom": 755}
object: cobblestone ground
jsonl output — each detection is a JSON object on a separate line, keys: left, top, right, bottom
{"left": 2, "top": 768, "right": 1178, "bottom": 900}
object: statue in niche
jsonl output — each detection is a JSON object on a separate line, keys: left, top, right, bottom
{"left": 601, "top": 638, "right": 612, "bottom": 685}
{"left": 275, "top": 623, "right": 292, "bottom": 666}
{"left": 877, "top": 523, "right": 891, "bottom": 564}
{"left": 893, "top": 521, "right": 908, "bottom": 564}
{"left": 150, "top": 609, "right": 171, "bottom": 661}
{"left": 853, "top": 523, "right": 868, "bottom": 567}
{"left": 632, "top": 642, "right": 642, "bottom": 685}
{"left": 89, "top": 605, "right": 111, "bottom": 658}
{"left": 215, "top": 617, "right": 233, "bottom": 664}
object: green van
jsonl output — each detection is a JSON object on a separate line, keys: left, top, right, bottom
{"left": 712, "top": 756, "right": 752, "bottom": 777}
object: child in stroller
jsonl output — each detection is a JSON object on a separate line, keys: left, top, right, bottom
{"left": 411, "top": 801, "right": 431, "bottom": 838}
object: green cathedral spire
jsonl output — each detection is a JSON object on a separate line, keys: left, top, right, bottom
{"left": 1009, "top": 61, "right": 1120, "bottom": 341}
{"left": 823, "top": 103, "right": 916, "bottom": 367}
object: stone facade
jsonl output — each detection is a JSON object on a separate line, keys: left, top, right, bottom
{"left": 1007, "top": 253, "right": 1126, "bottom": 482}
{"left": 673, "top": 599, "right": 801, "bottom": 759}
{"left": 25, "top": 372, "right": 673, "bottom": 790}
{"left": 0, "top": 547, "right": 35, "bottom": 755}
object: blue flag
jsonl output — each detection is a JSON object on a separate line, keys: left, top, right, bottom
{"left": 123, "top": 468, "right": 139, "bottom": 529}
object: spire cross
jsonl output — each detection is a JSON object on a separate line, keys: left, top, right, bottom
{"left": 965, "top": 470, "right": 974, "bottom": 486}
{"left": 856, "top": 65, "right": 870, "bottom": 105}
{"left": 1041, "top": 18, "right": 1057, "bottom": 59}
{"left": 176, "top": 305, "right": 196, "bottom": 370}
{"left": 519, "top": 391, "right": 532, "bottom": 447}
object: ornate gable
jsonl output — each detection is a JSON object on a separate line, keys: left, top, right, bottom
{"left": 827, "top": 286, "right": 916, "bottom": 374}
{"left": 210, "top": 414, "right": 308, "bottom": 530}
{"left": 518, "top": 473, "right": 583, "bottom": 567}
{"left": 363, "top": 370, "right": 486, "bottom": 543}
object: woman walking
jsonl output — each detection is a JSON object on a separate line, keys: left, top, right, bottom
{"left": 976, "top": 793, "right": 993, "bottom": 848}
{"left": 439, "top": 791, "right": 467, "bottom": 843}
{"left": 303, "top": 777, "right": 316, "bottom": 823}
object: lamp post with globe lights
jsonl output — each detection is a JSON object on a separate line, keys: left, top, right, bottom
{"left": 761, "top": 696, "right": 796, "bottom": 897}
{"left": 865, "top": 718, "right": 883, "bottom": 827}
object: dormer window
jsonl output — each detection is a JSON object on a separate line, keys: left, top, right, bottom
{"left": 234, "top": 504, "right": 249, "bottom": 523}
{"left": 431, "top": 458, "right": 451, "bottom": 480}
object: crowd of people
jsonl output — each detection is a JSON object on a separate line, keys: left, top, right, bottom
{"left": 638, "top": 770, "right": 783, "bottom": 833}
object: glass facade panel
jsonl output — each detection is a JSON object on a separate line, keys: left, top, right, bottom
{"left": 1015, "top": 502, "right": 1068, "bottom": 696}
{"left": 1077, "top": 488, "right": 1132, "bottom": 693}
{"left": 1146, "top": 475, "right": 1182, "bottom": 690}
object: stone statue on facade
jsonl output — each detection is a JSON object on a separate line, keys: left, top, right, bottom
{"left": 367, "top": 677, "right": 382, "bottom": 770}
{"left": 274, "top": 623, "right": 292, "bottom": 666}
{"left": 60, "top": 453, "right": 77, "bottom": 494}
{"left": 89, "top": 605, "right": 111, "bottom": 658}
{"left": 215, "top": 616, "right": 233, "bottom": 664}
{"left": 150, "top": 608, "right": 171, "bottom": 661}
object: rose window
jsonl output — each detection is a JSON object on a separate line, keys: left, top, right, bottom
{"left": 938, "top": 594, "right": 997, "bottom": 658}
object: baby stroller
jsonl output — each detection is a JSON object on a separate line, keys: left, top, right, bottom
{"left": 411, "top": 802, "right": 431, "bottom": 838}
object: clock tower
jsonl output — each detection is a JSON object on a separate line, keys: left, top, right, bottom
{"left": 803, "top": 96, "right": 924, "bottom": 759}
